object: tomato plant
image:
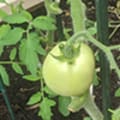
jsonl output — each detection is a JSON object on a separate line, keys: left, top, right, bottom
{"left": 0, "top": 0, "right": 120, "bottom": 120}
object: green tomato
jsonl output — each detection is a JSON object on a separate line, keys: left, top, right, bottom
{"left": 42, "top": 42, "right": 95, "bottom": 96}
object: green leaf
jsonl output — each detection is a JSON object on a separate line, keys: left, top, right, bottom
{"left": 63, "top": 28, "right": 71, "bottom": 40}
{"left": 84, "top": 117, "right": 92, "bottom": 120}
{"left": 115, "top": 88, "right": 120, "bottom": 97}
{"left": 9, "top": 48, "right": 17, "bottom": 60}
{"left": 19, "top": 39, "right": 39, "bottom": 75}
{"left": 19, "top": 33, "right": 40, "bottom": 75}
{"left": 93, "top": 72, "right": 99, "bottom": 86}
{"left": 28, "top": 32, "right": 46, "bottom": 55}
{"left": 30, "top": 33, "right": 46, "bottom": 56}
{"left": 3, "top": 10, "right": 32, "bottom": 24}
{"left": 49, "top": 2, "right": 62, "bottom": 14}
{"left": 0, "top": 0, "right": 6, "bottom": 3}
{"left": 12, "top": 63, "right": 23, "bottom": 75}
{"left": 88, "top": 27, "right": 97, "bottom": 35}
{"left": 0, "top": 24, "right": 11, "bottom": 40}
{"left": 38, "top": 97, "right": 56, "bottom": 120}
{"left": 0, "top": 9, "right": 8, "bottom": 19}
{"left": 0, "top": 65, "right": 10, "bottom": 86}
{"left": 0, "top": 27, "right": 24, "bottom": 46}
{"left": 32, "top": 16, "right": 56, "bottom": 30}
{"left": 111, "top": 108, "right": 120, "bottom": 120}
{"left": 20, "top": 10, "right": 32, "bottom": 21}
{"left": 23, "top": 75, "right": 40, "bottom": 81}
{"left": 43, "top": 86, "right": 57, "bottom": 97}
{"left": 58, "top": 96, "right": 71, "bottom": 117}
{"left": 27, "top": 92, "right": 41, "bottom": 105}
{"left": 36, "top": 44, "right": 46, "bottom": 56}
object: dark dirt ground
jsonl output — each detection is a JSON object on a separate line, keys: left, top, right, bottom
{"left": 0, "top": 0, "right": 120, "bottom": 120}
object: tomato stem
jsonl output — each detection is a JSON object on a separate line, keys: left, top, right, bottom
{"left": 84, "top": 93, "right": 104, "bottom": 120}
{"left": 109, "top": 44, "right": 120, "bottom": 50}
{"left": 44, "top": 0, "right": 56, "bottom": 45}
{"left": 61, "top": 0, "right": 86, "bottom": 60}
{"left": 70, "top": 0, "right": 86, "bottom": 33}
{"left": 40, "top": 76, "right": 45, "bottom": 99}
{"left": 67, "top": 31, "right": 120, "bottom": 78}
{"left": 68, "top": 90, "right": 104, "bottom": 120}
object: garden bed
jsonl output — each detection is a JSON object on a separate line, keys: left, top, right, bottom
{"left": 0, "top": 0, "right": 120, "bottom": 120}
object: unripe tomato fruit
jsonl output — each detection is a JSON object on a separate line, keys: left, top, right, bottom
{"left": 42, "top": 42, "right": 95, "bottom": 96}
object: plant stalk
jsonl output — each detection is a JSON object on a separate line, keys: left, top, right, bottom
{"left": 44, "top": 0, "right": 56, "bottom": 45}
{"left": 70, "top": 0, "right": 86, "bottom": 33}
{"left": 84, "top": 93, "right": 104, "bottom": 120}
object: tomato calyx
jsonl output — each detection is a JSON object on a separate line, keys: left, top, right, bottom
{"left": 68, "top": 90, "right": 89, "bottom": 112}
{"left": 50, "top": 42, "right": 81, "bottom": 64}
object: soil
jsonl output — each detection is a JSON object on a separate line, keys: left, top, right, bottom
{"left": 0, "top": 0, "right": 120, "bottom": 120}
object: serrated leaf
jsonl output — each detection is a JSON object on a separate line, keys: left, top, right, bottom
{"left": 23, "top": 75, "right": 40, "bottom": 81}
{"left": 0, "top": 24, "right": 11, "bottom": 40}
{"left": 0, "top": 9, "right": 8, "bottom": 19}
{"left": 27, "top": 92, "right": 41, "bottom": 105}
{"left": 3, "top": 10, "right": 32, "bottom": 24}
{"left": 0, "top": 27, "right": 24, "bottom": 46}
{"left": 19, "top": 40, "right": 39, "bottom": 75}
{"left": 19, "top": 34, "right": 39, "bottom": 75}
{"left": 43, "top": 86, "right": 57, "bottom": 97}
{"left": 3, "top": 14, "right": 27, "bottom": 24}
{"left": 9, "top": 48, "right": 17, "bottom": 60}
{"left": 58, "top": 96, "right": 71, "bottom": 117}
{"left": 29, "top": 33, "right": 46, "bottom": 56}
{"left": 36, "top": 44, "right": 46, "bottom": 56}
{"left": 88, "top": 27, "right": 97, "bottom": 35}
{"left": 12, "top": 63, "right": 23, "bottom": 75}
{"left": 115, "top": 88, "right": 120, "bottom": 97}
{"left": 20, "top": 10, "right": 32, "bottom": 21}
{"left": 0, "top": 0, "right": 6, "bottom": 3}
{"left": 0, "top": 65, "right": 10, "bottom": 86}
{"left": 49, "top": 2, "right": 62, "bottom": 14}
{"left": 84, "top": 117, "right": 92, "bottom": 120}
{"left": 38, "top": 97, "right": 56, "bottom": 120}
{"left": 93, "top": 72, "right": 99, "bottom": 86}
{"left": 111, "top": 108, "right": 120, "bottom": 120}
{"left": 32, "top": 16, "right": 56, "bottom": 30}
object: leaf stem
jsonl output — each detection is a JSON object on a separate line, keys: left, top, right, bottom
{"left": 109, "top": 45, "right": 120, "bottom": 50}
{"left": 26, "top": 22, "right": 32, "bottom": 40}
{"left": 0, "top": 61, "right": 22, "bottom": 65}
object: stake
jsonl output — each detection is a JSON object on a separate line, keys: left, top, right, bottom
{"left": 0, "top": 78, "right": 15, "bottom": 120}
{"left": 95, "top": 0, "right": 111, "bottom": 120}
